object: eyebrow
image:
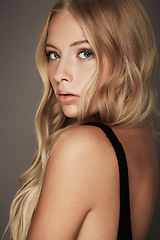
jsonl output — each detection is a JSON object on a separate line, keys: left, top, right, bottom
{"left": 45, "top": 40, "right": 89, "bottom": 49}
{"left": 70, "top": 40, "right": 89, "bottom": 47}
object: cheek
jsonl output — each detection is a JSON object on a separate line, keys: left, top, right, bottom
{"left": 48, "top": 64, "right": 57, "bottom": 87}
{"left": 100, "top": 58, "right": 111, "bottom": 85}
{"left": 48, "top": 63, "right": 55, "bottom": 79}
{"left": 76, "top": 62, "right": 97, "bottom": 86}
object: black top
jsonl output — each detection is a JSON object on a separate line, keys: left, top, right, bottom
{"left": 83, "top": 122, "right": 133, "bottom": 240}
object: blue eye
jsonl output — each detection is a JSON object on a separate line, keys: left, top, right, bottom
{"left": 46, "top": 51, "right": 61, "bottom": 60}
{"left": 78, "top": 50, "right": 93, "bottom": 59}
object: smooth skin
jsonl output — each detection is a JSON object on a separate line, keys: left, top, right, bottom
{"left": 27, "top": 11, "right": 159, "bottom": 240}
{"left": 45, "top": 11, "right": 110, "bottom": 118}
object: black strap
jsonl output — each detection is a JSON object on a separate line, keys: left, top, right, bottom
{"left": 83, "top": 122, "right": 133, "bottom": 239}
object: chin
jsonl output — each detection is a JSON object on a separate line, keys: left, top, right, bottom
{"left": 62, "top": 105, "right": 79, "bottom": 119}
{"left": 61, "top": 103, "right": 98, "bottom": 119}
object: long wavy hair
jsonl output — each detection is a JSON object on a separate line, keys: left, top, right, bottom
{"left": 5, "top": 0, "right": 158, "bottom": 239}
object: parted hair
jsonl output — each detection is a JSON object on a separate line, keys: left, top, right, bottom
{"left": 5, "top": 0, "right": 158, "bottom": 239}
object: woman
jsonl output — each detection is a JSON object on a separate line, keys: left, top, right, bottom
{"left": 6, "top": 0, "right": 159, "bottom": 239}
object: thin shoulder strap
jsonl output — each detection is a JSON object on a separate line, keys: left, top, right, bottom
{"left": 83, "top": 122, "right": 133, "bottom": 239}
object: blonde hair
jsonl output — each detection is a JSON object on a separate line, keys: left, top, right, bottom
{"left": 6, "top": 0, "right": 158, "bottom": 239}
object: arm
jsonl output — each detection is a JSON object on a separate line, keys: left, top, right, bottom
{"left": 26, "top": 125, "right": 118, "bottom": 240}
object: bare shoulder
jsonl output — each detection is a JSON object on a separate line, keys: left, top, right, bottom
{"left": 52, "top": 124, "right": 114, "bottom": 158}
{"left": 48, "top": 123, "right": 120, "bottom": 202}
{"left": 27, "top": 124, "right": 120, "bottom": 239}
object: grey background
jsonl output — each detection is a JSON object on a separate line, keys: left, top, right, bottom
{"left": 0, "top": 0, "right": 159, "bottom": 239}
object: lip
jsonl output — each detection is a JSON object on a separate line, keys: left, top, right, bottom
{"left": 56, "top": 90, "right": 80, "bottom": 104}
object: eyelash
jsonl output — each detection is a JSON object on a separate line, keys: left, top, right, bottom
{"left": 45, "top": 49, "right": 94, "bottom": 61}
{"left": 46, "top": 51, "right": 60, "bottom": 61}
{"left": 78, "top": 49, "right": 94, "bottom": 60}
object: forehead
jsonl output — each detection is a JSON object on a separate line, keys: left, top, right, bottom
{"left": 47, "top": 11, "right": 86, "bottom": 44}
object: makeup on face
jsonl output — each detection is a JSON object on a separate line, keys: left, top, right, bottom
{"left": 45, "top": 10, "right": 110, "bottom": 118}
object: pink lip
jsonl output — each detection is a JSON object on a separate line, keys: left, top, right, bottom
{"left": 56, "top": 90, "right": 80, "bottom": 104}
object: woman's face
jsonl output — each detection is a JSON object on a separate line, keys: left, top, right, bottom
{"left": 46, "top": 10, "right": 110, "bottom": 118}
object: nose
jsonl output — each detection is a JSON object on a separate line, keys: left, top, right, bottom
{"left": 53, "top": 58, "right": 73, "bottom": 83}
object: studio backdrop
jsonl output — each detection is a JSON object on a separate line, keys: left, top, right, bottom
{"left": 0, "top": 0, "right": 160, "bottom": 239}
